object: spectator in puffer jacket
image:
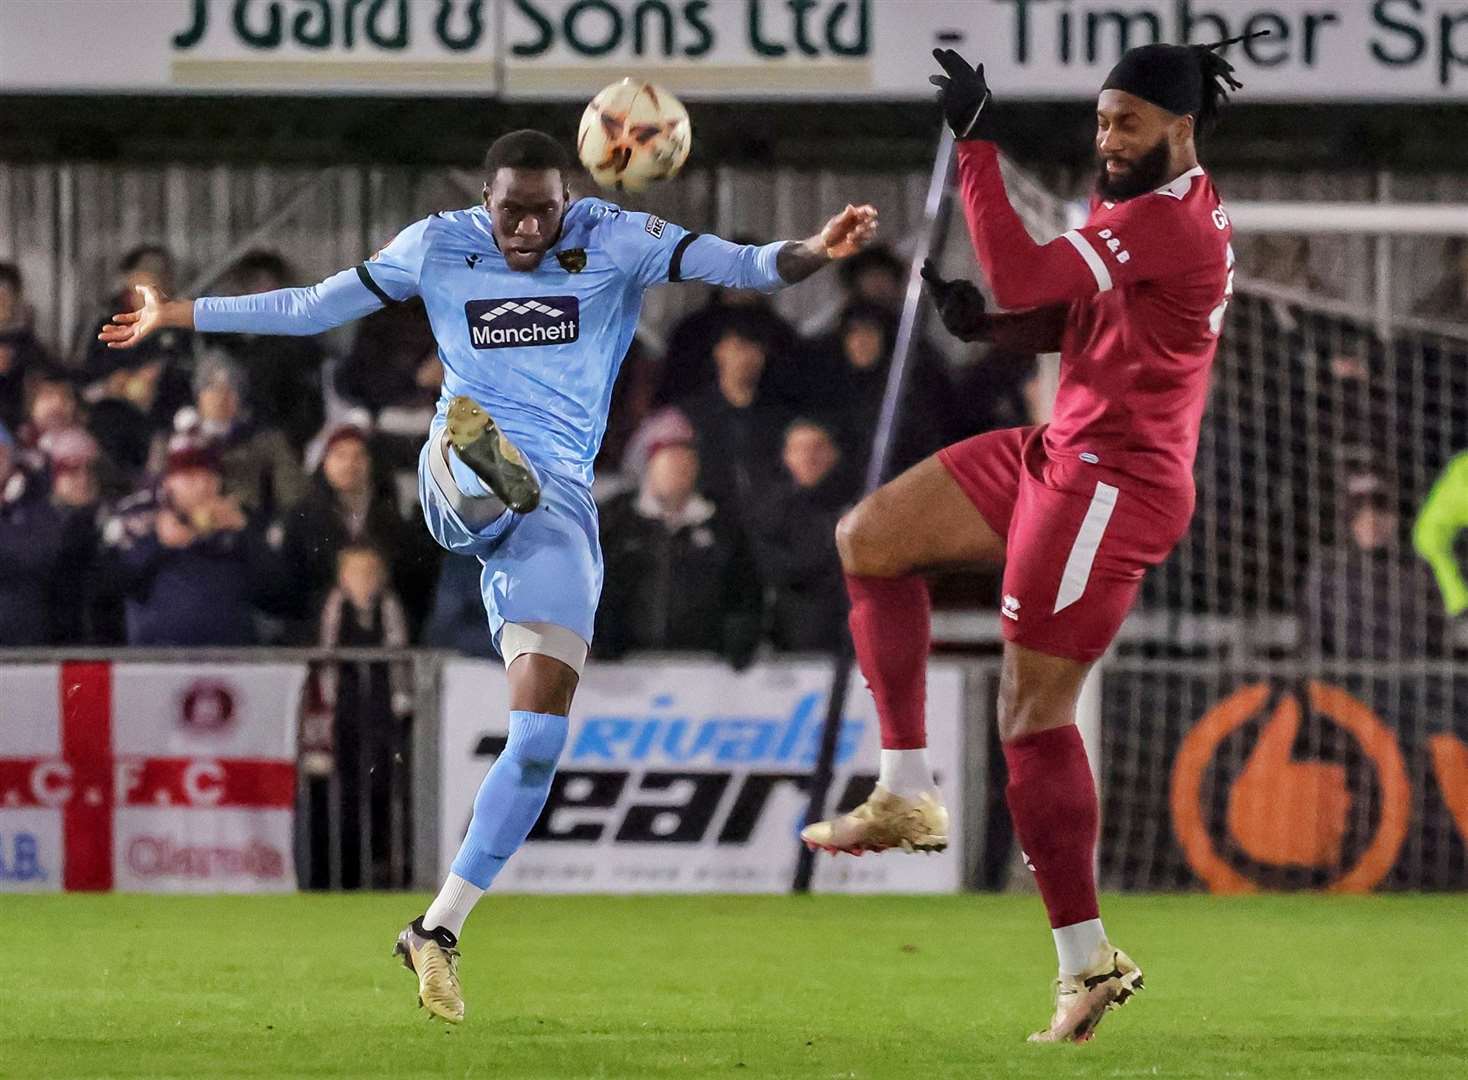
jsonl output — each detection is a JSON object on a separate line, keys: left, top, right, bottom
{"left": 752, "top": 419, "right": 858, "bottom": 652}
{"left": 596, "top": 436, "right": 761, "bottom": 666}
{"left": 172, "top": 351, "right": 305, "bottom": 519}
{"left": 101, "top": 444, "right": 285, "bottom": 646}
{"left": 0, "top": 421, "right": 70, "bottom": 645}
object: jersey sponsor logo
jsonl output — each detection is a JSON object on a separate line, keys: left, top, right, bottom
{"left": 464, "top": 296, "right": 580, "bottom": 350}
{"left": 645, "top": 215, "right": 667, "bottom": 239}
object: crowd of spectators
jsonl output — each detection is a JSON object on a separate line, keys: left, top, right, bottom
{"left": 0, "top": 243, "right": 1040, "bottom": 662}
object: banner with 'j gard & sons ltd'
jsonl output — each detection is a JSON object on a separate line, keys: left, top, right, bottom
{"left": 1, "top": 1, "right": 1466, "bottom": 100}
{"left": 438, "top": 659, "right": 967, "bottom": 893}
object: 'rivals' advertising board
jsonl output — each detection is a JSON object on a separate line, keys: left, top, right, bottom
{"left": 438, "top": 659, "right": 967, "bottom": 892}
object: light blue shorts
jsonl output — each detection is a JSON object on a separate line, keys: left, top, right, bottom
{"left": 417, "top": 421, "right": 602, "bottom": 648}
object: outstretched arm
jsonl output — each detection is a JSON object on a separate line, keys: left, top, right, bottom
{"left": 612, "top": 204, "right": 878, "bottom": 292}
{"left": 774, "top": 204, "right": 879, "bottom": 284}
{"left": 98, "top": 269, "right": 392, "bottom": 349}
{"left": 99, "top": 218, "right": 429, "bottom": 349}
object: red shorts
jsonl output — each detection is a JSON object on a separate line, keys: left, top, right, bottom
{"left": 938, "top": 426, "right": 1194, "bottom": 662}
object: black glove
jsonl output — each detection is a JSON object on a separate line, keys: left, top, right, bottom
{"left": 921, "top": 259, "right": 987, "bottom": 340}
{"left": 929, "top": 48, "right": 993, "bottom": 140}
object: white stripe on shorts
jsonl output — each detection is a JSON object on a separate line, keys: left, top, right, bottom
{"left": 1053, "top": 481, "right": 1119, "bottom": 614}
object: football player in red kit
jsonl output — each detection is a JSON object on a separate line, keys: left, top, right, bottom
{"left": 802, "top": 38, "right": 1251, "bottom": 1042}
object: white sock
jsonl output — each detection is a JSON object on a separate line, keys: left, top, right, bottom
{"left": 878, "top": 748, "right": 936, "bottom": 799}
{"left": 1052, "top": 918, "right": 1107, "bottom": 977}
{"left": 423, "top": 873, "right": 484, "bottom": 939}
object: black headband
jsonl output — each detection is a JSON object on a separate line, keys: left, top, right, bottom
{"left": 1101, "top": 32, "right": 1267, "bottom": 118}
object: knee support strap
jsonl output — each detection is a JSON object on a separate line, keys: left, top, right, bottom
{"left": 499, "top": 621, "right": 589, "bottom": 676}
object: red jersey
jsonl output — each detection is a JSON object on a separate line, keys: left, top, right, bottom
{"left": 955, "top": 141, "right": 1233, "bottom": 489}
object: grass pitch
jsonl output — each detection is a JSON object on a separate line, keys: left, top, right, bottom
{"left": 1, "top": 892, "right": 1462, "bottom": 1079}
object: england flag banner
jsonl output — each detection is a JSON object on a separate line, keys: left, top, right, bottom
{"left": 0, "top": 662, "right": 305, "bottom": 893}
{"left": 439, "top": 659, "right": 968, "bottom": 893}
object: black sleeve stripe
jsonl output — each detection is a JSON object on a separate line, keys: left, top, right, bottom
{"left": 668, "top": 233, "right": 700, "bottom": 283}
{"left": 356, "top": 264, "right": 398, "bottom": 307}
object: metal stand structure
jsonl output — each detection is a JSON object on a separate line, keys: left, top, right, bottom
{"left": 792, "top": 128, "right": 958, "bottom": 893}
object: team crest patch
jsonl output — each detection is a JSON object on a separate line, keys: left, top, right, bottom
{"left": 645, "top": 215, "right": 667, "bottom": 239}
{"left": 557, "top": 248, "right": 587, "bottom": 273}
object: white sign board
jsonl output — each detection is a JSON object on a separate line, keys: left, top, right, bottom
{"left": 1, "top": 1, "right": 1466, "bottom": 100}
{"left": 438, "top": 658, "right": 967, "bottom": 893}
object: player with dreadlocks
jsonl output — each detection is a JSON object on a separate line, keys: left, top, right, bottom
{"left": 801, "top": 38, "right": 1256, "bottom": 1042}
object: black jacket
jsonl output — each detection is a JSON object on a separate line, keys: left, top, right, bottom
{"left": 279, "top": 473, "right": 437, "bottom": 632}
{"left": 596, "top": 489, "right": 761, "bottom": 664}
{"left": 751, "top": 470, "right": 857, "bottom": 652}
{"left": 0, "top": 468, "right": 70, "bottom": 645}
{"left": 676, "top": 386, "right": 793, "bottom": 519}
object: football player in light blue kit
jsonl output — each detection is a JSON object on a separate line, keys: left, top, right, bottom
{"left": 101, "top": 130, "right": 879, "bottom": 1023}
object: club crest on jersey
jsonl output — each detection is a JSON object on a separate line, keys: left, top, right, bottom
{"left": 465, "top": 296, "right": 580, "bottom": 350}
{"left": 557, "top": 248, "right": 587, "bottom": 273}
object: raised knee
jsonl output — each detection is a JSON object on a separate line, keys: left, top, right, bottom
{"left": 836, "top": 499, "right": 904, "bottom": 577}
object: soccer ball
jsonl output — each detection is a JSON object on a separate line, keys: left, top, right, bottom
{"left": 577, "top": 78, "right": 691, "bottom": 193}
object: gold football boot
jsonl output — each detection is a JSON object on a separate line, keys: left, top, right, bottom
{"left": 1028, "top": 945, "right": 1143, "bottom": 1044}
{"left": 800, "top": 785, "right": 949, "bottom": 855}
{"left": 394, "top": 917, "right": 465, "bottom": 1024}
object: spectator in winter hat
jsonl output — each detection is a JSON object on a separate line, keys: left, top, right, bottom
{"left": 173, "top": 350, "right": 305, "bottom": 517}
{"left": 40, "top": 426, "right": 102, "bottom": 510}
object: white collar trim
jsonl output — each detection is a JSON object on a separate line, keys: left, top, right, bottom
{"left": 1155, "top": 165, "right": 1205, "bottom": 200}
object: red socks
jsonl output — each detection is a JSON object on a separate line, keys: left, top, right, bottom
{"left": 1002, "top": 725, "right": 1101, "bottom": 929}
{"left": 845, "top": 573, "right": 930, "bottom": 750}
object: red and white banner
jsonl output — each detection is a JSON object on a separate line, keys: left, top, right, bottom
{"left": 0, "top": 662, "right": 305, "bottom": 893}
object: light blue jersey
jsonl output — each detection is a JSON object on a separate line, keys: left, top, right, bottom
{"left": 195, "top": 198, "right": 784, "bottom": 486}
{"left": 192, "top": 198, "right": 789, "bottom": 646}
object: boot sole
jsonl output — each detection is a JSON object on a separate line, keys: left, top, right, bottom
{"left": 445, "top": 396, "right": 541, "bottom": 513}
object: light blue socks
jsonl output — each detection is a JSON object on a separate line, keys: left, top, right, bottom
{"left": 450, "top": 710, "right": 569, "bottom": 888}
